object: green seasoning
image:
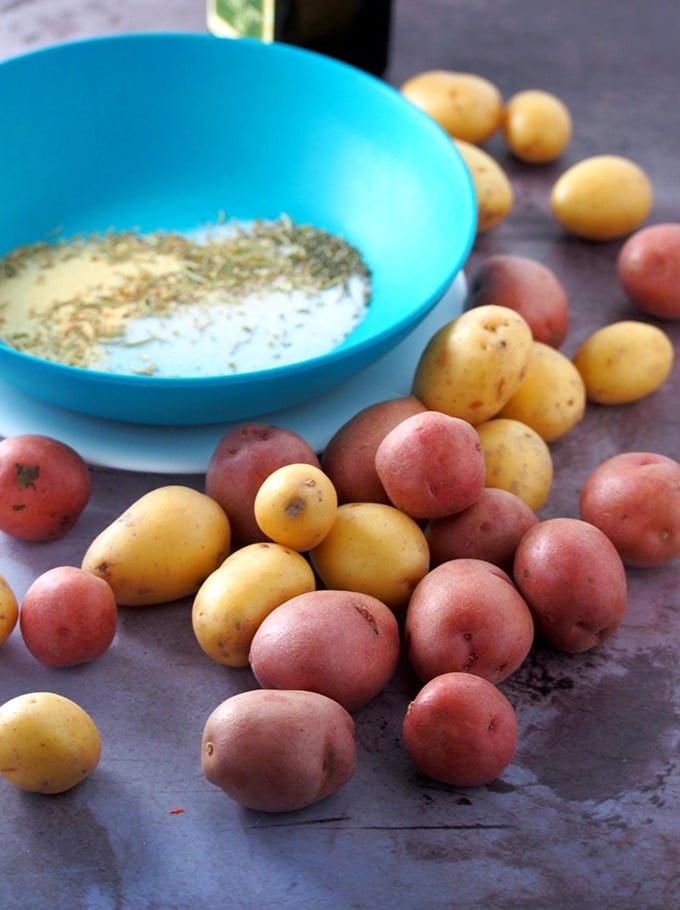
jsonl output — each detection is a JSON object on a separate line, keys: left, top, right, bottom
{"left": 0, "top": 216, "right": 371, "bottom": 376}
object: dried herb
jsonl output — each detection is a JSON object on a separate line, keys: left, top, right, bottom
{"left": 0, "top": 216, "right": 371, "bottom": 371}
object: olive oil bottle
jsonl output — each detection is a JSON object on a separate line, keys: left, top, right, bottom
{"left": 206, "top": 0, "right": 392, "bottom": 75}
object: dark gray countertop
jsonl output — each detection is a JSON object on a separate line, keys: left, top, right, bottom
{"left": 1, "top": 2, "right": 679, "bottom": 908}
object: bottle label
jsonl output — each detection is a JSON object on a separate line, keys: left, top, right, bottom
{"left": 206, "top": 0, "right": 275, "bottom": 41}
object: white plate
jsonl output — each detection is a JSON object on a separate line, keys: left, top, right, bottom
{"left": 0, "top": 272, "right": 466, "bottom": 473}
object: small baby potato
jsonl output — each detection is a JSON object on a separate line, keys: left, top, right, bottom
{"left": 321, "top": 396, "right": 427, "bottom": 504}
{"left": 498, "top": 341, "right": 586, "bottom": 442}
{"left": 254, "top": 463, "right": 337, "bottom": 551}
{"left": 513, "top": 517, "right": 627, "bottom": 653}
{"left": 502, "top": 89, "right": 572, "bottom": 164}
{"left": 402, "top": 672, "right": 518, "bottom": 787}
{"left": 0, "top": 692, "right": 101, "bottom": 794}
{"left": 249, "top": 590, "right": 400, "bottom": 712}
{"left": 412, "top": 305, "right": 533, "bottom": 425}
{"left": 476, "top": 418, "right": 553, "bottom": 511}
{"left": 374, "top": 411, "right": 485, "bottom": 520}
{"left": 400, "top": 70, "right": 503, "bottom": 144}
{"left": 82, "top": 485, "right": 231, "bottom": 607}
{"left": 466, "top": 254, "right": 570, "bottom": 348}
{"left": 0, "top": 574, "right": 18, "bottom": 645}
{"left": 425, "top": 488, "right": 538, "bottom": 572}
{"left": 580, "top": 452, "right": 680, "bottom": 568}
{"left": 20, "top": 566, "right": 117, "bottom": 668}
{"left": 205, "top": 423, "right": 320, "bottom": 547}
{"left": 0, "top": 434, "right": 91, "bottom": 542}
{"left": 454, "top": 140, "right": 514, "bottom": 233}
{"left": 309, "top": 502, "right": 430, "bottom": 612}
{"left": 572, "top": 320, "right": 674, "bottom": 404}
{"left": 617, "top": 223, "right": 680, "bottom": 320}
{"left": 550, "top": 155, "right": 653, "bottom": 241}
{"left": 192, "top": 541, "right": 316, "bottom": 667}
{"left": 405, "top": 558, "right": 534, "bottom": 685}
{"left": 202, "top": 689, "right": 356, "bottom": 813}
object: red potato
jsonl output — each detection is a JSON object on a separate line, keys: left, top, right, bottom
{"left": 374, "top": 411, "right": 486, "bottom": 520}
{"left": 617, "top": 222, "right": 680, "bottom": 320}
{"left": 425, "top": 487, "right": 538, "bottom": 571}
{"left": 0, "top": 434, "right": 91, "bottom": 541}
{"left": 205, "top": 423, "right": 320, "bottom": 548}
{"left": 405, "top": 558, "right": 534, "bottom": 685}
{"left": 579, "top": 451, "right": 680, "bottom": 568}
{"left": 19, "top": 566, "right": 117, "bottom": 668}
{"left": 402, "top": 672, "right": 518, "bottom": 787}
{"left": 466, "top": 254, "right": 570, "bottom": 348}
{"left": 513, "top": 517, "right": 627, "bottom": 653}
{"left": 201, "top": 689, "right": 356, "bottom": 813}
{"left": 249, "top": 589, "right": 400, "bottom": 712}
{"left": 320, "top": 396, "right": 427, "bottom": 504}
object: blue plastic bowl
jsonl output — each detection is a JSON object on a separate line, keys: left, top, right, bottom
{"left": 0, "top": 33, "right": 475, "bottom": 426}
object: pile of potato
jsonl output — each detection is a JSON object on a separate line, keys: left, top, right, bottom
{"left": 2, "top": 245, "right": 677, "bottom": 808}
{"left": 399, "top": 68, "right": 654, "bottom": 241}
{"left": 0, "top": 67, "right": 679, "bottom": 810}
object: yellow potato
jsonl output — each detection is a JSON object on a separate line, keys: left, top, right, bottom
{"left": 192, "top": 541, "right": 315, "bottom": 667}
{"left": 454, "top": 140, "right": 514, "bottom": 232}
{"left": 0, "top": 574, "right": 18, "bottom": 645}
{"left": 309, "top": 502, "right": 430, "bottom": 612}
{"left": 412, "top": 304, "right": 533, "bottom": 424}
{"left": 550, "top": 155, "right": 653, "bottom": 240}
{"left": 400, "top": 70, "right": 502, "bottom": 144}
{"left": 81, "top": 485, "right": 231, "bottom": 606}
{"left": 254, "top": 463, "right": 338, "bottom": 551}
{"left": 476, "top": 418, "right": 553, "bottom": 511}
{"left": 572, "top": 321, "right": 674, "bottom": 404}
{"left": 0, "top": 692, "right": 101, "bottom": 794}
{"left": 498, "top": 341, "right": 586, "bottom": 441}
{"left": 502, "top": 89, "right": 572, "bottom": 164}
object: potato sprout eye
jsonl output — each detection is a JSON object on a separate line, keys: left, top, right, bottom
{"left": 285, "top": 498, "right": 306, "bottom": 518}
